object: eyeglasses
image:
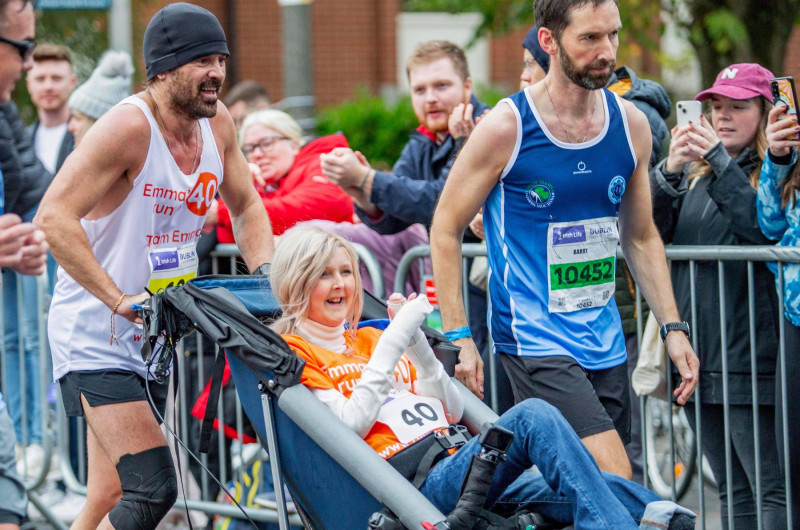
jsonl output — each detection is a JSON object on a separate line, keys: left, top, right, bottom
{"left": 242, "top": 136, "right": 289, "bottom": 157}
{"left": 0, "top": 36, "right": 35, "bottom": 61}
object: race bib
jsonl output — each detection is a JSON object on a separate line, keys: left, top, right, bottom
{"left": 147, "top": 244, "right": 198, "bottom": 293}
{"left": 376, "top": 389, "right": 448, "bottom": 444}
{"left": 547, "top": 216, "right": 618, "bottom": 313}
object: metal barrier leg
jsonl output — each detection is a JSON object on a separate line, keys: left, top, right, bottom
{"left": 261, "top": 393, "right": 290, "bottom": 530}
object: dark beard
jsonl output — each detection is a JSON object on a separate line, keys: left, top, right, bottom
{"left": 558, "top": 45, "right": 615, "bottom": 90}
{"left": 170, "top": 75, "right": 222, "bottom": 119}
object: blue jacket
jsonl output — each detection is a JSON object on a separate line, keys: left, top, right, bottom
{"left": 358, "top": 95, "right": 491, "bottom": 234}
{"left": 758, "top": 151, "right": 800, "bottom": 326}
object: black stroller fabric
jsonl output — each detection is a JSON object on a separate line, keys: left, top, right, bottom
{"left": 148, "top": 278, "right": 305, "bottom": 390}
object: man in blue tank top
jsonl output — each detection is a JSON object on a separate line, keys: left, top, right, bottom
{"left": 431, "top": 0, "right": 699, "bottom": 479}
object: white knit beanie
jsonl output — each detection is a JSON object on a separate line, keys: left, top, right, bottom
{"left": 68, "top": 50, "right": 134, "bottom": 121}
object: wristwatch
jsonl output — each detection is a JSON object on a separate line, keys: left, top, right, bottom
{"left": 659, "top": 321, "right": 691, "bottom": 343}
{"left": 251, "top": 263, "right": 271, "bottom": 276}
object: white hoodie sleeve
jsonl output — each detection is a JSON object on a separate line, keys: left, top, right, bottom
{"left": 311, "top": 296, "right": 433, "bottom": 437}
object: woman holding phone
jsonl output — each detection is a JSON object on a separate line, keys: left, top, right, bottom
{"left": 650, "top": 63, "right": 786, "bottom": 528}
{"left": 757, "top": 92, "right": 800, "bottom": 527}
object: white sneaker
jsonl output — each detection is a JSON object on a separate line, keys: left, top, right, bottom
{"left": 48, "top": 489, "right": 87, "bottom": 524}
{"left": 253, "top": 487, "right": 297, "bottom": 514}
{"left": 27, "top": 482, "right": 66, "bottom": 520}
{"left": 16, "top": 443, "right": 45, "bottom": 479}
{"left": 46, "top": 450, "right": 63, "bottom": 482}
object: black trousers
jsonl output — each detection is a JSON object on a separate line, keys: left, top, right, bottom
{"left": 777, "top": 318, "right": 800, "bottom": 528}
{"left": 686, "top": 402, "right": 786, "bottom": 529}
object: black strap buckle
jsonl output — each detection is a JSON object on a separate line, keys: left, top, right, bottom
{"left": 434, "top": 424, "right": 470, "bottom": 451}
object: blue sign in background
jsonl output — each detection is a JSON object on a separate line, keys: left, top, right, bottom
{"left": 37, "top": 0, "right": 111, "bottom": 9}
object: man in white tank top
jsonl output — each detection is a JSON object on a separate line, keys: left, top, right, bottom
{"left": 430, "top": 0, "right": 699, "bottom": 483}
{"left": 34, "top": 4, "right": 274, "bottom": 528}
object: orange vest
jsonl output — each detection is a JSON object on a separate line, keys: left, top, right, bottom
{"left": 284, "top": 327, "right": 424, "bottom": 459}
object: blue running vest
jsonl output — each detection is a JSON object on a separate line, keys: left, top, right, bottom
{"left": 484, "top": 88, "right": 636, "bottom": 369}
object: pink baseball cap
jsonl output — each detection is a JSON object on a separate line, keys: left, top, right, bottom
{"left": 695, "top": 63, "right": 775, "bottom": 102}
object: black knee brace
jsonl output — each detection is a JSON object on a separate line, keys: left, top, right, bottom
{"left": 109, "top": 445, "right": 178, "bottom": 530}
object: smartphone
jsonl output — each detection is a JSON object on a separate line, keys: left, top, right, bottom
{"left": 676, "top": 100, "right": 703, "bottom": 129}
{"left": 771, "top": 76, "right": 799, "bottom": 140}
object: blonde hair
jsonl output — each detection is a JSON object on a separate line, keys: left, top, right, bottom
{"left": 270, "top": 226, "right": 363, "bottom": 336}
{"left": 239, "top": 109, "right": 302, "bottom": 148}
{"left": 687, "top": 97, "right": 769, "bottom": 189}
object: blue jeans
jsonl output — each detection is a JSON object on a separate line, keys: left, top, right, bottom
{"left": 420, "top": 399, "right": 662, "bottom": 528}
{"left": 1, "top": 208, "right": 44, "bottom": 445}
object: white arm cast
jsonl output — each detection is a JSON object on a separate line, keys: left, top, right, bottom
{"left": 405, "top": 330, "right": 464, "bottom": 423}
{"left": 309, "top": 296, "right": 433, "bottom": 437}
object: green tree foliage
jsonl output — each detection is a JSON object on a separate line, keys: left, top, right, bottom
{"left": 316, "top": 90, "right": 419, "bottom": 171}
{"left": 404, "top": 0, "right": 800, "bottom": 89}
{"left": 12, "top": 9, "right": 109, "bottom": 123}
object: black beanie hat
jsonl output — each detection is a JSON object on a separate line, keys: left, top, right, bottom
{"left": 522, "top": 26, "right": 550, "bottom": 74}
{"left": 144, "top": 2, "right": 230, "bottom": 80}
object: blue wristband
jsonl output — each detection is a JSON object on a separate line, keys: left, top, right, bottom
{"left": 443, "top": 326, "right": 472, "bottom": 342}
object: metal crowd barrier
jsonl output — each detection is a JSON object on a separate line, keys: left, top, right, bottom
{"left": 394, "top": 243, "right": 800, "bottom": 530}
{"left": 31, "top": 243, "right": 383, "bottom": 528}
{"left": 6, "top": 241, "right": 799, "bottom": 529}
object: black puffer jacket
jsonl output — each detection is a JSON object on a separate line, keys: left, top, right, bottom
{"left": 651, "top": 144, "right": 779, "bottom": 404}
{"left": 0, "top": 101, "right": 52, "bottom": 216}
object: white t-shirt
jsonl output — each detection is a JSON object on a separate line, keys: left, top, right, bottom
{"left": 34, "top": 122, "right": 68, "bottom": 175}
{"left": 48, "top": 95, "right": 224, "bottom": 381}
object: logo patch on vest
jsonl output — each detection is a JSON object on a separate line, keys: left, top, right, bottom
{"left": 526, "top": 181, "right": 555, "bottom": 208}
{"left": 607, "top": 176, "right": 626, "bottom": 204}
{"left": 186, "top": 172, "right": 219, "bottom": 216}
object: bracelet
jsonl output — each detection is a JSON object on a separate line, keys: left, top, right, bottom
{"left": 112, "top": 293, "right": 127, "bottom": 313}
{"left": 110, "top": 293, "right": 126, "bottom": 346}
{"left": 443, "top": 326, "right": 472, "bottom": 342}
{"left": 359, "top": 168, "right": 373, "bottom": 192}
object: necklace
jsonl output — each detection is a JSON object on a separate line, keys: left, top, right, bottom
{"left": 544, "top": 81, "right": 597, "bottom": 143}
{"left": 147, "top": 89, "right": 200, "bottom": 173}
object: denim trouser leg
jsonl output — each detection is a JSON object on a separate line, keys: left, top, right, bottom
{"left": 420, "top": 399, "right": 645, "bottom": 528}
{"left": 2, "top": 264, "right": 42, "bottom": 445}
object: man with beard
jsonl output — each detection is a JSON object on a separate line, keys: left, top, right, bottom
{"left": 430, "top": 0, "right": 699, "bottom": 479}
{"left": 320, "top": 40, "right": 489, "bottom": 234}
{"left": 34, "top": 4, "right": 274, "bottom": 528}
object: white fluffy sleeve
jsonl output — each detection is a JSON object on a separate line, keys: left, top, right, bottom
{"left": 310, "top": 296, "right": 433, "bottom": 437}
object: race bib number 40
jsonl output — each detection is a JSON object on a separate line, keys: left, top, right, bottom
{"left": 147, "top": 244, "right": 198, "bottom": 293}
{"left": 547, "top": 217, "right": 618, "bottom": 313}
{"left": 376, "top": 390, "right": 448, "bottom": 444}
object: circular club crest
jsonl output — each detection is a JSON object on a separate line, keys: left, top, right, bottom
{"left": 525, "top": 181, "right": 555, "bottom": 208}
{"left": 607, "top": 175, "right": 626, "bottom": 204}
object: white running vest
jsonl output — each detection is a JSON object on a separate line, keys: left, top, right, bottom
{"left": 49, "top": 95, "right": 223, "bottom": 381}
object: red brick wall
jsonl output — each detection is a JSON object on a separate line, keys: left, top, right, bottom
{"left": 136, "top": 1, "right": 616, "bottom": 108}
{"left": 227, "top": 0, "right": 282, "bottom": 101}
{"left": 490, "top": 27, "right": 528, "bottom": 94}
{"left": 784, "top": 26, "right": 800, "bottom": 82}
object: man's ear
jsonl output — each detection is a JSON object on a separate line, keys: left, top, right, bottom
{"left": 539, "top": 27, "right": 558, "bottom": 57}
{"left": 463, "top": 77, "right": 473, "bottom": 103}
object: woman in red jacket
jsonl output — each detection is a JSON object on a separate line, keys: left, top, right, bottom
{"left": 217, "top": 109, "right": 354, "bottom": 241}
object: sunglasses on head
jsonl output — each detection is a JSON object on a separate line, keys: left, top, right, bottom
{"left": 0, "top": 36, "right": 35, "bottom": 61}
